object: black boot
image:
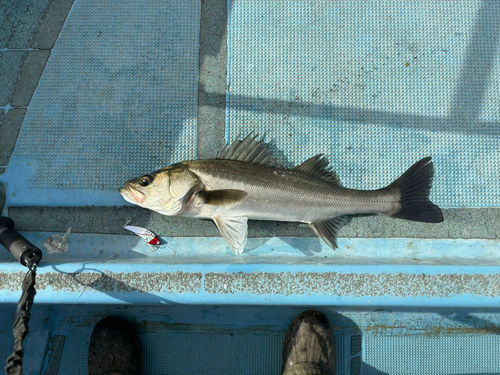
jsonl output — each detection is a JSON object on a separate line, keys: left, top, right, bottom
{"left": 88, "top": 317, "right": 143, "bottom": 375}
{"left": 282, "top": 311, "right": 337, "bottom": 375}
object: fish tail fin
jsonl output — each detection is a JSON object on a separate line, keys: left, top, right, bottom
{"left": 387, "top": 157, "right": 443, "bottom": 223}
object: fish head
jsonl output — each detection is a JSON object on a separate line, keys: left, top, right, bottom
{"left": 119, "top": 164, "right": 202, "bottom": 216}
{"left": 119, "top": 170, "right": 168, "bottom": 209}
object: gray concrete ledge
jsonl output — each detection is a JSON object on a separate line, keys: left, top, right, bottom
{"left": 0, "top": 51, "right": 25, "bottom": 106}
{"left": 11, "top": 49, "right": 50, "bottom": 107}
{"left": 8, "top": 206, "right": 500, "bottom": 240}
{"left": 197, "top": 0, "right": 228, "bottom": 159}
{"left": 31, "top": 0, "right": 75, "bottom": 50}
{"left": 1, "top": 0, "right": 51, "bottom": 49}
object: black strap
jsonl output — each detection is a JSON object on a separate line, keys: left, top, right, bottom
{"left": 4, "top": 265, "right": 37, "bottom": 375}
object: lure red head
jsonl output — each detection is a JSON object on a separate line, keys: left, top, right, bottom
{"left": 148, "top": 238, "right": 160, "bottom": 245}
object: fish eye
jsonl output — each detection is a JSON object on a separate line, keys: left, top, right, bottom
{"left": 140, "top": 175, "right": 153, "bottom": 187}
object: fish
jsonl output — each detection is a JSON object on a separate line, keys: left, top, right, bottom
{"left": 119, "top": 134, "right": 443, "bottom": 254}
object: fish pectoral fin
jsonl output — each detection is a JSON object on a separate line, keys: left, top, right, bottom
{"left": 310, "top": 216, "right": 349, "bottom": 249}
{"left": 213, "top": 215, "right": 248, "bottom": 255}
{"left": 200, "top": 189, "right": 248, "bottom": 207}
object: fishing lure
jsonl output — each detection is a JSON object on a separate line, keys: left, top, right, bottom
{"left": 123, "top": 219, "right": 160, "bottom": 251}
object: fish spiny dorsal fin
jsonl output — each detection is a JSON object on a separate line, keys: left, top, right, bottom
{"left": 216, "top": 133, "right": 281, "bottom": 167}
{"left": 292, "top": 155, "right": 342, "bottom": 187}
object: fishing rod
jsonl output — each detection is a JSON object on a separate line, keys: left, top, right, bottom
{"left": 0, "top": 183, "right": 43, "bottom": 375}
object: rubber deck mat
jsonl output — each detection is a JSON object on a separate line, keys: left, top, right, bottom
{"left": 226, "top": 0, "right": 500, "bottom": 208}
{"left": 5, "top": 0, "right": 200, "bottom": 206}
{"left": 364, "top": 335, "right": 500, "bottom": 374}
{"left": 57, "top": 328, "right": 346, "bottom": 374}
{"left": 50, "top": 327, "right": 500, "bottom": 374}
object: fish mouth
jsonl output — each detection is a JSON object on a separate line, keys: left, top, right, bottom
{"left": 119, "top": 184, "right": 145, "bottom": 204}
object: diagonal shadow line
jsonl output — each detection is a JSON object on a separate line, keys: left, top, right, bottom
{"left": 438, "top": 311, "right": 500, "bottom": 335}
{"left": 200, "top": 91, "right": 500, "bottom": 137}
{"left": 50, "top": 264, "right": 178, "bottom": 304}
{"left": 450, "top": 0, "right": 500, "bottom": 123}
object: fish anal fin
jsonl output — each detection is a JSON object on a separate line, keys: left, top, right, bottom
{"left": 292, "top": 155, "right": 342, "bottom": 186}
{"left": 216, "top": 133, "right": 281, "bottom": 167}
{"left": 310, "top": 216, "right": 349, "bottom": 249}
{"left": 201, "top": 189, "right": 247, "bottom": 207}
{"left": 213, "top": 216, "right": 248, "bottom": 254}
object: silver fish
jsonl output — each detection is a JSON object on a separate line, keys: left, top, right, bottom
{"left": 119, "top": 134, "right": 443, "bottom": 254}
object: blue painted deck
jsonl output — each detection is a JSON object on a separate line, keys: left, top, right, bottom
{"left": 1, "top": 0, "right": 499, "bottom": 373}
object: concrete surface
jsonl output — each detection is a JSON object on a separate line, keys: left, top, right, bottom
{"left": 197, "top": 0, "right": 228, "bottom": 159}
{"left": 0, "top": 0, "right": 72, "bottom": 173}
{"left": 0, "top": 108, "right": 26, "bottom": 166}
{"left": 1, "top": 0, "right": 73, "bottom": 49}
{"left": 8, "top": 206, "right": 500, "bottom": 240}
{"left": 10, "top": 49, "right": 50, "bottom": 107}
{"left": 0, "top": 51, "right": 25, "bottom": 106}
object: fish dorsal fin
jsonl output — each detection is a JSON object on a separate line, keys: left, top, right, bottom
{"left": 216, "top": 133, "right": 280, "bottom": 167}
{"left": 213, "top": 215, "right": 248, "bottom": 254}
{"left": 310, "top": 216, "right": 349, "bottom": 249}
{"left": 292, "top": 155, "right": 342, "bottom": 186}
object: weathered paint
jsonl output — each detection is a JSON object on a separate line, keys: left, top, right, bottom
{"left": 0, "top": 271, "right": 202, "bottom": 294}
{"left": 204, "top": 271, "right": 500, "bottom": 298}
{"left": 1, "top": 267, "right": 500, "bottom": 305}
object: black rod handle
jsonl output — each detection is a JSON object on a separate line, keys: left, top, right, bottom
{"left": 0, "top": 218, "right": 42, "bottom": 267}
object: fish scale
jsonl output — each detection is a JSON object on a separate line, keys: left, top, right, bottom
{"left": 184, "top": 160, "right": 393, "bottom": 220}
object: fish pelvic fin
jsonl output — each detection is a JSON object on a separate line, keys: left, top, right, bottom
{"left": 387, "top": 157, "right": 444, "bottom": 223}
{"left": 310, "top": 216, "right": 349, "bottom": 250}
{"left": 213, "top": 215, "right": 248, "bottom": 254}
